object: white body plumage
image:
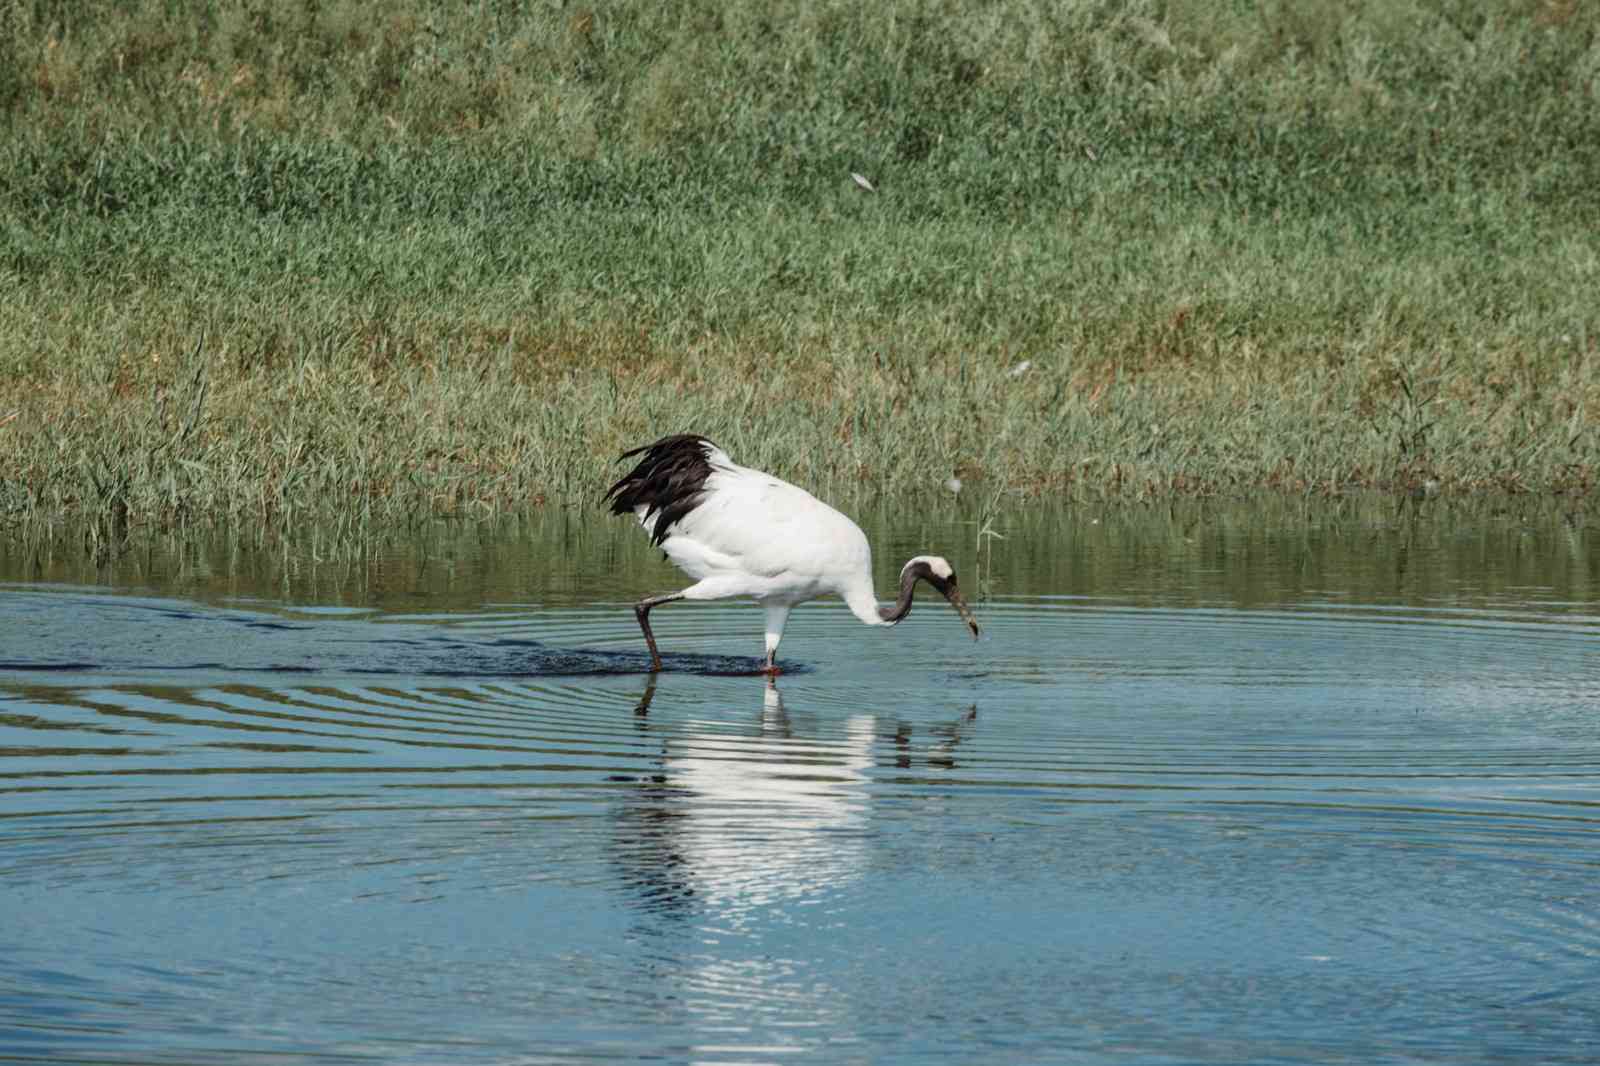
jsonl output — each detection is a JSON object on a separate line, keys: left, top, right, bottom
{"left": 632, "top": 441, "right": 881, "bottom": 654}
{"left": 605, "top": 435, "right": 977, "bottom": 673}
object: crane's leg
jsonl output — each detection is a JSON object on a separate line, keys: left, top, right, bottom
{"left": 635, "top": 593, "right": 685, "bottom": 671}
{"left": 762, "top": 604, "right": 792, "bottom": 677}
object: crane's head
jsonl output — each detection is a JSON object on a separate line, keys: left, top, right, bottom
{"left": 903, "top": 555, "right": 980, "bottom": 639}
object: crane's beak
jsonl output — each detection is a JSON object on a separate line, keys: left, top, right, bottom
{"left": 939, "top": 577, "right": 981, "bottom": 639}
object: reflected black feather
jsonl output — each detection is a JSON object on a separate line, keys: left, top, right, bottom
{"left": 604, "top": 434, "right": 717, "bottom": 547}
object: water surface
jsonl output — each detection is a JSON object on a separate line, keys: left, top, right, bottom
{"left": 2, "top": 498, "right": 1598, "bottom": 1063}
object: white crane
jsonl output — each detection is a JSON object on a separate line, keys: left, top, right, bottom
{"left": 605, "top": 434, "right": 980, "bottom": 674}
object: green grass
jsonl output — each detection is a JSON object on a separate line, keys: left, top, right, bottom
{"left": 2, "top": 0, "right": 1598, "bottom": 542}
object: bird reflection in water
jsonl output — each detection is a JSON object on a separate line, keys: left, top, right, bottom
{"left": 891, "top": 703, "right": 977, "bottom": 770}
{"left": 613, "top": 683, "right": 977, "bottom": 923}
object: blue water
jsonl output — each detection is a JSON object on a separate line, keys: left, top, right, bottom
{"left": 2, "top": 506, "right": 1598, "bottom": 1063}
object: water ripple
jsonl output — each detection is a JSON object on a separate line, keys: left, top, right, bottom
{"left": 3, "top": 586, "right": 1599, "bottom": 1062}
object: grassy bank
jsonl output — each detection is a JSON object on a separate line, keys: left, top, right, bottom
{"left": 2, "top": 0, "right": 1598, "bottom": 539}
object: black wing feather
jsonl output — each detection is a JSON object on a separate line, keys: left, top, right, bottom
{"left": 603, "top": 434, "right": 718, "bottom": 547}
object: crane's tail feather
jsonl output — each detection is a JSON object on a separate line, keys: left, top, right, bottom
{"left": 603, "top": 433, "right": 719, "bottom": 547}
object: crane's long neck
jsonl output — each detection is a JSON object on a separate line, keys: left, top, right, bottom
{"left": 843, "top": 566, "right": 920, "bottom": 626}
{"left": 878, "top": 565, "right": 920, "bottom": 624}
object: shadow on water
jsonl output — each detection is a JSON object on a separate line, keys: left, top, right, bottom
{"left": 0, "top": 590, "right": 804, "bottom": 679}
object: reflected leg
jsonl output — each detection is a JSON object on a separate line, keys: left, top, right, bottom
{"left": 633, "top": 676, "right": 658, "bottom": 716}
